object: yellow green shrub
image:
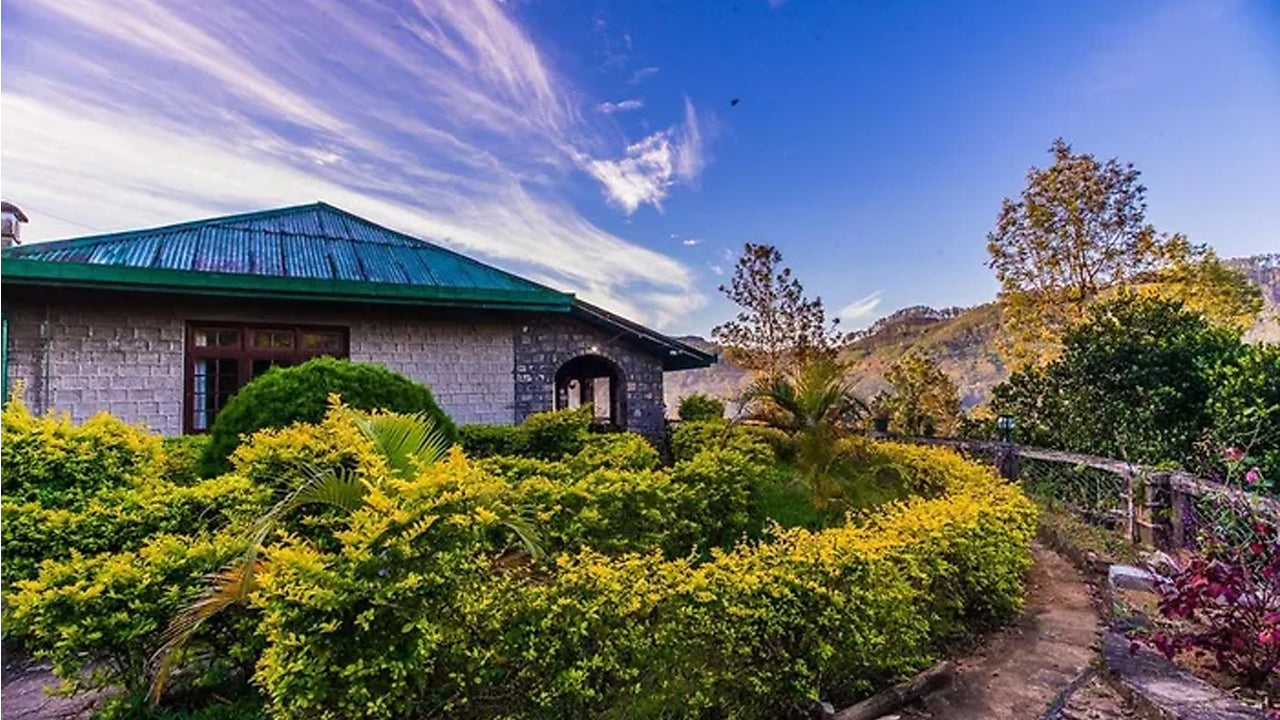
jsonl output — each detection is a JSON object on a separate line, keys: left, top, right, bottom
{"left": 225, "top": 403, "right": 389, "bottom": 492}
{"left": 671, "top": 419, "right": 775, "bottom": 466}
{"left": 251, "top": 441, "right": 1036, "bottom": 719}
{"left": 1, "top": 474, "right": 269, "bottom": 583}
{"left": 1, "top": 394, "right": 164, "bottom": 507}
{"left": 5, "top": 533, "right": 255, "bottom": 697}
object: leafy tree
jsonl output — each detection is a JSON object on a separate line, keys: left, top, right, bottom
{"left": 991, "top": 294, "right": 1241, "bottom": 465}
{"left": 712, "top": 243, "right": 842, "bottom": 377}
{"left": 742, "top": 357, "right": 867, "bottom": 507}
{"left": 986, "top": 139, "right": 1260, "bottom": 367}
{"left": 882, "top": 350, "right": 961, "bottom": 437}
{"left": 678, "top": 393, "right": 726, "bottom": 422}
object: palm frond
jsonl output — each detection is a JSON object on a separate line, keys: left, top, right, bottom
{"left": 148, "top": 558, "right": 260, "bottom": 703}
{"left": 352, "top": 412, "right": 450, "bottom": 479}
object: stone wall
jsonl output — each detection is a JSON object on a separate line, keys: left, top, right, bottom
{"left": 4, "top": 296, "right": 517, "bottom": 434}
{"left": 4, "top": 295, "right": 667, "bottom": 439}
{"left": 4, "top": 303, "right": 187, "bottom": 435}
{"left": 514, "top": 315, "right": 666, "bottom": 441}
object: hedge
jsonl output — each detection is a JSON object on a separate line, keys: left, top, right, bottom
{"left": 251, "top": 441, "right": 1036, "bottom": 719}
{"left": 200, "top": 358, "right": 458, "bottom": 476}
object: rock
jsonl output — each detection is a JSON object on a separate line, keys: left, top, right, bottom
{"left": 1107, "top": 564, "right": 1161, "bottom": 593}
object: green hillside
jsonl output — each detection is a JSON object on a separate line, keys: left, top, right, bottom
{"left": 665, "top": 254, "right": 1279, "bottom": 415}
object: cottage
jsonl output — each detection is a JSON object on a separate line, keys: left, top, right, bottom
{"left": 0, "top": 202, "right": 713, "bottom": 441}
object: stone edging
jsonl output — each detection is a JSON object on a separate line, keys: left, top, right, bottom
{"left": 1043, "top": 513, "right": 1270, "bottom": 720}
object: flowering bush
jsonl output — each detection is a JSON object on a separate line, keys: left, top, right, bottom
{"left": 1137, "top": 526, "right": 1280, "bottom": 687}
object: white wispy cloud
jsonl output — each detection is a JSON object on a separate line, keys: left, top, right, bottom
{"left": 682, "top": 238, "right": 701, "bottom": 246}
{"left": 582, "top": 97, "right": 707, "bottom": 213}
{"left": 1, "top": 0, "right": 710, "bottom": 329}
{"left": 597, "top": 98, "right": 644, "bottom": 114}
{"left": 628, "top": 66, "right": 659, "bottom": 85}
{"left": 837, "top": 291, "right": 883, "bottom": 326}
{"left": 708, "top": 264, "right": 725, "bottom": 276}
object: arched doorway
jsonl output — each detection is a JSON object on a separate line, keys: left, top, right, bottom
{"left": 554, "top": 354, "right": 626, "bottom": 428}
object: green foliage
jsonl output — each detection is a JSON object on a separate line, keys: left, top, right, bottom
{"left": 566, "top": 432, "right": 661, "bottom": 474}
{"left": 5, "top": 533, "right": 256, "bottom": 698}
{"left": 1, "top": 474, "right": 269, "bottom": 583}
{"left": 743, "top": 357, "right": 869, "bottom": 507}
{"left": 161, "top": 435, "right": 212, "bottom": 484}
{"left": 677, "top": 393, "right": 726, "bottom": 422}
{"left": 670, "top": 419, "right": 774, "bottom": 467}
{"left": 250, "top": 441, "right": 1036, "bottom": 719}
{"left": 1203, "top": 342, "right": 1280, "bottom": 483}
{"left": 200, "top": 358, "right": 458, "bottom": 476}
{"left": 882, "top": 349, "right": 962, "bottom": 437}
{"left": 992, "top": 294, "right": 1242, "bottom": 465}
{"left": 1, "top": 395, "right": 164, "bottom": 507}
{"left": 740, "top": 424, "right": 799, "bottom": 462}
{"left": 521, "top": 405, "right": 593, "bottom": 459}
{"left": 458, "top": 423, "right": 528, "bottom": 458}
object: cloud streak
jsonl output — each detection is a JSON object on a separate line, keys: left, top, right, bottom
{"left": 1, "top": 0, "right": 708, "bottom": 329}
{"left": 837, "top": 291, "right": 883, "bottom": 326}
{"left": 597, "top": 98, "right": 645, "bottom": 114}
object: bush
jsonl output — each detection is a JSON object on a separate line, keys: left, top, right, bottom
{"left": 1, "top": 395, "right": 164, "bottom": 507}
{"left": 5, "top": 533, "right": 256, "bottom": 698}
{"left": 567, "top": 433, "right": 661, "bottom": 474}
{"left": 251, "top": 441, "right": 1036, "bottom": 719}
{"left": 740, "top": 424, "right": 798, "bottom": 462}
{"left": 458, "top": 423, "right": 527, "bottom": 459}
{"left": 521, "top": 406, "right": 593, "bottom": 459}
{"left": 200, "top": 358, "right": 457, "bottom": 476}
{"left": 671, "top": 419, "right": 774, "bottom": 467}
{"left": 161, "top": 435, "right": 212, "bottom": 484}
{"left": 678, "top": 393, "right": 726, "bottom": 422}
{"left": 1, "top": 474, "right": 269, "bottom": 583}
{"left": 1135, "top": 527, "right": 1280, "bottom": 687}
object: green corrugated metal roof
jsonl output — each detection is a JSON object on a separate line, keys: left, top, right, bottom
{"left": 0, "top": 202, "right": 716, "bottom": 369}
{"left": 0, "top": 202, "right": 573, "bottom": 309}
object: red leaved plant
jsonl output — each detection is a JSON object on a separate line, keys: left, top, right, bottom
{"left": 1133, "top": 524, "right": 1280, "bottom": 687}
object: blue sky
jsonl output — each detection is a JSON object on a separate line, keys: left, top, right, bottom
{"left": 2, "top": 0, "right": 1278, "bottom": 334}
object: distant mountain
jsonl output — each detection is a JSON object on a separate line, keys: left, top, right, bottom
{"left": 664, "top": 254, "right": 1280, "bottom": 415}
{"left": 1231, "top": 253, "right": 1279, "bottom": 344}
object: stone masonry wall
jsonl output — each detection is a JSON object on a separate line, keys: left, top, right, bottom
{"left": 4, "top": 297, "right": 516, "bottom": 435}
{"left": 514, "top": 315, "right": 666, "bottom": 441}
{"left": 5, "top": 294, "right": 666, "bottom": 440}
{"left": 348, "top": 317, "right": 514, "bottom": 425}
{"left": 4, "top": 303, "right": 187, "bottom": 435}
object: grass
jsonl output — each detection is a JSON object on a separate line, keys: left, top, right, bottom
{"left": 753, "top": 460, "right": 914, "bottom": 533}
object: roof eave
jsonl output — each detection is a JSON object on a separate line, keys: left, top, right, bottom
{"left": 1, "top": 258, "right": 574, "bottom": 312}
{"left": 570, "top": 300, "right": 717, "bottom": 371}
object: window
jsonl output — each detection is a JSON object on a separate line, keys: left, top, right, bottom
{"left": 185, "top": 323, "right": 348, "bottom": 433}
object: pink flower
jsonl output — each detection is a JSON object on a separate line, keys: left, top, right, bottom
{"left": 1245, "top": 468, "right": 1261, "bottom": 485}
{"left": 1223, "top": 447, "right": 1245, "bottom": 463}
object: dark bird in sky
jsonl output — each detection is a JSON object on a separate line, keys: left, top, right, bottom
{"left": 730, "top": 98, "right": 740, "bottom": 106}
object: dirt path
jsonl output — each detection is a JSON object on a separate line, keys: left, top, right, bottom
{"left": 898, "top": 544, "right": 1132, "bottom": 720}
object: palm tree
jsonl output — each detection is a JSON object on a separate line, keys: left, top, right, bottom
{"left": 148, "top": 410, "right": 539, "bottom": 703}
{"left": 742, "top": 357, "right": 868, "bottom": 507}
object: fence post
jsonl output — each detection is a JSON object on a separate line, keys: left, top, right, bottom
{"left": 1136, "top": 472, "right": 1172, "bottom": 549}
{"left": 1123, "top": 468, "right": 1136, "bottom": 543}
{"left": 1169, "top": 483, "right": 1189, "bottom": 550}
{"left": 995, "top": 443, "right": 1020, "bottom": 482}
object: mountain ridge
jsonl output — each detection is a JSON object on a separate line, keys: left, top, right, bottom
{"left": 664, "top": 254, "right": 1280, "bottom": 414}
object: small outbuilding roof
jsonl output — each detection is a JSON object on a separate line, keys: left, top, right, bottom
{"left": 1, "top": 202, "right": 715, "bottom": 370}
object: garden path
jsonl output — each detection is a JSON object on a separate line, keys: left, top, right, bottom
{"left": 895, "top": 545, "right": 1135, "bottom": 719}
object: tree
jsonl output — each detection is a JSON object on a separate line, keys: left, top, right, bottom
{"left": 986, "top": 139, "right": 1260, "bottom": 367}
{"left": 712, "top": 243, "right": 842, "bottom": 377}
{"left": 991, "top": 293, "right": 1241, "bottom": 465}
{"left": 742, "top": 357, "right": 867, "bottom": 507}
{"left": 882, "top": 350, "right": 961, "bottom": 437}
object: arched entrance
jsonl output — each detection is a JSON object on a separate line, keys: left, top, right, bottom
{"left": 554, "top": 354, "right": 626, "bottom": 428}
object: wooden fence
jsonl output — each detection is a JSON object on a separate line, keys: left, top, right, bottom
{"left": 897, "top": 436, "right": 1280, "bottom": 551}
